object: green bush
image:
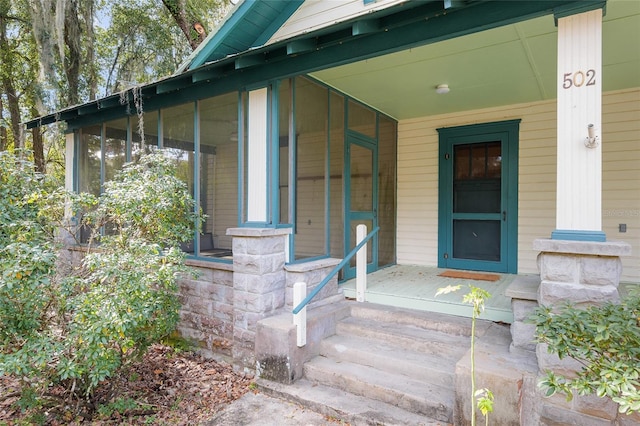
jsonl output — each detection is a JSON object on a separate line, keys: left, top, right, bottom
{"left": 531, "top": 293, "right": 640, "bottom": 414}
{"left": 0, "top": 151, "right": 201, "bottom": 416}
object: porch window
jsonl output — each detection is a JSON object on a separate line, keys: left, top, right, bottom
{"left": 75, "top": 92, "right": 238, "bottom": 260}
{"left": 131, "top": 112, "right": 158, "bottom": 161}
{"left": 377, "top": 115, "right": 397, "bottom": 267}
{"left": 292, "top": 77, "right": 328, "bottom": 260}
{"left": 328, "top": 91, "right": 345, "bottom": 259}
{"left": 197, "top": 93, "right": 238, "bottom": 257}
{"left": 77, "top": 124, "right": 101, "bottom": 243}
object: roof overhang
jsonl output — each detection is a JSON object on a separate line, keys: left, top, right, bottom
{"left": 25, "top": 0, "right": 607, "bottom": 130}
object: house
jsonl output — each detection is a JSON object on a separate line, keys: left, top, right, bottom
{"left": 27, "top": 0, "right": 639, "bottom": 423}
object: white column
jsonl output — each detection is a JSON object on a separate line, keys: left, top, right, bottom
{"left": 293, "top": 281, "right": 306, "bottom": 347}
{"left": 65, "top": 133, "right": 75, "bottom": 191}
{"left": 247, "top": 87, "right": 268, "bottom": 223}
{"left": 553, "top": 9, "right": 604, "bottom": 241}
{"left": 356, "top": 224, "right": 367, "bottom": 303}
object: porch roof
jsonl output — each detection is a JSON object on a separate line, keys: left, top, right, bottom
{"left": 25, "top": 0, "right": 637, "bottom": 130}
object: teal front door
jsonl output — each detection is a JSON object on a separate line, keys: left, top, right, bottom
{"left": 438, "top": 120, "right": 519, "bottom": 273}
{"left": 343, "top": 132, "right": 378, "bottom": 280}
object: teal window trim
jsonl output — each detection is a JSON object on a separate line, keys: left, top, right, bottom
{"left": 551, "top": 230, "right": 606, "bottom": 242}
{"left": 193, "top": 101, "right": 201, "bottom": 254}
{"left": 324, "top": 88, "right": 331, "bottom": 255}
{"left": 237, "top": 91, "right": 245, "bottom": 227}
{"left": 269, "top": 81, "right": 280, "bottom": 227}
{"left": 287, "top": 254, "right": 332, "bottom": 266}
{"left": 289, "top": 77, "right": 297, "bottom": 255}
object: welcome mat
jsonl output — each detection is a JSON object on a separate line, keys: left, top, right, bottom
{"left": 438, "top": 270, "right": 501, "bottom": 282}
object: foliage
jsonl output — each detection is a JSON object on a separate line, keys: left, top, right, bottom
{"left": 436, "top": 284, "right": 494, "bottom": 426}
{"left": 0, "top": 151, "right": 200, "bottom": 417}
{"left": 1, "top": 0, "right": 231, "bottom": 174}
{"left": 531, "top": 293, "right": 640, "bottom": 414}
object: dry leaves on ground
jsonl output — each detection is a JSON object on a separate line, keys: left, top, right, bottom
{"left": 0, "top": 344, "right": 254, "bottom": 425}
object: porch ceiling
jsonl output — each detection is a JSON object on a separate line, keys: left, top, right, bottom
{"left": 310, "top": 0, "right": 640, "bottom": 120}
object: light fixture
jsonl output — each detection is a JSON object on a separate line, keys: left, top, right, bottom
{"left": 435, "top": 84, "right": 450, "bottom": 94}
{"left": 585, "top": 124, "right": 599, "bottom": 149}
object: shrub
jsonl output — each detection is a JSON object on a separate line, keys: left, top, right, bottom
{"left": 0, "top": 151, "right": 201, "bottom": 417}
{"left": 531, "top": 293, "right": 640, "bottom": 414}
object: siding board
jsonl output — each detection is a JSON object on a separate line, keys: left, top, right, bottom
{"left": 397, "top": 88, "right": 639, "bottom": 282}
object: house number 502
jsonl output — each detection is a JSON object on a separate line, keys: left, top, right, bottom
{"left": 562, "top": 69, "right": 596, "bottom": 89}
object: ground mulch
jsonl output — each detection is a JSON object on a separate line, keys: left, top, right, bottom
{"left": 0, "top": 344, "right": 254, "bottom": 425}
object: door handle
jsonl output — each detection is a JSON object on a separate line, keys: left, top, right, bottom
{"left": 502, "top": 211, "right": 506, "bottom": 221}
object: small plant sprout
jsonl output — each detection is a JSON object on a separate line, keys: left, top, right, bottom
{"left": 475, "top": 388, "right": 494, "bottom": 426}
{"left": 436, "top": 284, "right": 493, "bottom": 426}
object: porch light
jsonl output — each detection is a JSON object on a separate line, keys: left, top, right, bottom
{"left": 435, "top": 84, "right": 450, "bottom": 94}
{"left": 585, "top": 124, "right": 599, "bottom": 148}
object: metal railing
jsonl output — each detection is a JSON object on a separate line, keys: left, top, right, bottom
{"left": 292, "top": 226, "right": 379, "bottom": 316}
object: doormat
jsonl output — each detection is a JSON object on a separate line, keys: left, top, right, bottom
{"left": 438, "top": 270, "right": 501, "bottom": 282}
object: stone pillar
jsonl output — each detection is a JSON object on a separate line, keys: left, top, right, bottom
{"left": 227, "top": 227, "right": 291, "bottom": 371}
{"left": 534, "top": 238, "right": 631, "bottom": 372}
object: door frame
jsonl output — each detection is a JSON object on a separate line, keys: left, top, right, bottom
{"left": 343, "top": 130, "right": 379, "bottom": 279}
{"left": 437, "top": 120, "right": 520, "bottom": 273}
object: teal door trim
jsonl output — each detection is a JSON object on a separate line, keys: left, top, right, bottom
{"left": 343, "top": 130, "right": 379, "bottom": 280}
{"left": 437, "top": 120, "right": 520, "bottom": 273}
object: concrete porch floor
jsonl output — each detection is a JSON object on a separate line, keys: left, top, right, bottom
{"left": 340, "top": 265, "right": 640, "bottom": 325}
{"left": 340, "top": 265, "right": 525, "bottom": 324}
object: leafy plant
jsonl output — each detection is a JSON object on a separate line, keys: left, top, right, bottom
{"left": 531, "top": 293, "right": 640, "bottom": 414}
{"left": 436, "top": 284, "right": 494, "bottom": 426}
{"left": 0, "top": 151, "right": 202, "bottom": 418}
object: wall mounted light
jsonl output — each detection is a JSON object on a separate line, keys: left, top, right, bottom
{"left": 435, "top": 84, "right": 450, "bottom": 94}
{"left": 585, "top": 124, "right": 599, "bottom": 148}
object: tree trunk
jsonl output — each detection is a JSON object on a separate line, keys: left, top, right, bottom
{"left": 32, "top": 125, "right": 45, "bottom": 173}
{"left": 0, "top": 12, "right": 22, "bottom": 150}
{"left": 0, "top": 96, "right": 6, "bottom": 151}
{"left": 161, "top": 0, "right": 207, "bottom": 50}
{"left": 63, "top": 0, "right": 81, "bottom": 105}
{"left": 83, "top": 0, "right": 97, "bottom": 100}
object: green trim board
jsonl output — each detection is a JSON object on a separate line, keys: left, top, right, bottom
{"left": 25, "top": 1, "right": 603, "bottom": 130}
{"left": 187, "top": 0, "right": 304, "bottom": 70}
{"left": 551, "top": 230, "right": 607, "bottom": 242}
{"left": 437, "top": 120, "right": 520, "bottom": 274}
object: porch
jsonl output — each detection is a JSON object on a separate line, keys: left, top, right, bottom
{"left": 340, "top": 264, "right": 639, "bottom": 326}
{"left": 341, "top": 265, "right": 518, "bottom": 323}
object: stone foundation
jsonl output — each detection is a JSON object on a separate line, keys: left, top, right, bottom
{"left": 176, "top": 259, "right": 234, "bottom": 361}
{"left": 284, "top": 258, "right": 342, "bottom": 310}
{"left": 528, "top": 238, "right": 634, "bottom": 425}
{"left": 505, "top": 275, "right": 539, "bottom": 355}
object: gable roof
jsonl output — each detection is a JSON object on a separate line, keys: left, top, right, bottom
{"left": 180, "top": 0, "right": 304, "bottom": 72}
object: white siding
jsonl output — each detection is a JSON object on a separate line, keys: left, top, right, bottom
{"left": 397, "top": 88, "right": 640, "bottom": 282}
{"left": 267, "top": 0, "right": 406, "bottom": 45}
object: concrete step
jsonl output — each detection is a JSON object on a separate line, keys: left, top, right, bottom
{"left": 336, "top": 315, "right": 470, "bottom": 358}
{"left": 320, "top": 333, "right": 458, "bottom": 388}
{"left": 258, "top": 378, "right": 451, "bottom": 426}
{"left": 348, "top": 302, "right": 483, "bottom": 337}
{"left": 304, "top": 355, "right": 454, "bottom": 423}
